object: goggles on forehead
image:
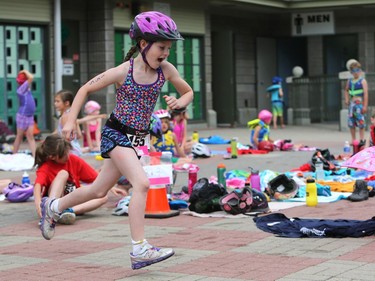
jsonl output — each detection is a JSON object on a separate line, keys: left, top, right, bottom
{"left": 351, "top": 68, "right": 361, "bottom": 73}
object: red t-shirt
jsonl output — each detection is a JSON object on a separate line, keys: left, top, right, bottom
{"left": 35, "top": 154, "right": 97, "bottom": 195}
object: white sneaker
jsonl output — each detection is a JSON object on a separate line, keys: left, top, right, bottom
{"left": 58, "top": 208, "right": 76, "bottom": 225}
{"left": 130, "top": 243, "right": 174, "bottom": 270}
{"left": 40, "top": 197, "right": 60, "bottom": 240}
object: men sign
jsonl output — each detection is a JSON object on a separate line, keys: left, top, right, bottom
{"left": 292, "top": 12, "right": 335, "bottom": 36}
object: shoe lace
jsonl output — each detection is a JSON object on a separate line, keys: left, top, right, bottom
{"left": 140, "top": 247, "right": 162, "bottom": 259}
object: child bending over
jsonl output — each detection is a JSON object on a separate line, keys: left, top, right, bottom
{"left": 33, "top": 134, "right": 124, "bottom": 225}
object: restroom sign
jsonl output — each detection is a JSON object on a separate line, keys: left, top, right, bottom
{"left": 292, "top": 12, "right": 334, "bottom": 36}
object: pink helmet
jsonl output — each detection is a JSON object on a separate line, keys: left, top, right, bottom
{"left": 129, "top": 11, "right": 183, "bottom": 42}
{"left": 84, "top": 100, "right": 101, "bottom": 114}
{"left": 154, "top": 109, "right": 170, "bottom": 119}
{"left": 3, "top": 182, "right": 34, "bottom": 202}
{"left": 258, "top": 109, "right": 272, "bottom": 123}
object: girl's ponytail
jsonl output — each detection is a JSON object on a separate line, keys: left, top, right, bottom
{"left": 123, "top": 45, "right": 138, "bottom": 62}
{"left": 34, "top": 134, "right": 72, "bottom": 168}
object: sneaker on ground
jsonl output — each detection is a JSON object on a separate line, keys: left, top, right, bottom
{"left": 130, "top": 246, "right": 175, "bottom": 270}
{"left": 40, "top": 197, "right": 60, "bottom": 240}
{"left": 58, "top": 208, "right": 76, "bottom": 225}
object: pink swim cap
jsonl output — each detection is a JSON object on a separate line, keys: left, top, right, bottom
{"left": 84, "top": 100, "right": 101, "bottom": 114}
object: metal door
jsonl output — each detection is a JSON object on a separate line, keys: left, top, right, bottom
{"left": 212, "top": 31, "right": 236, "bottom": 126}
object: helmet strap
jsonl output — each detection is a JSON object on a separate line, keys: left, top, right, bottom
{"left": 140, "top": 42, "right": 154, "bottom": 69}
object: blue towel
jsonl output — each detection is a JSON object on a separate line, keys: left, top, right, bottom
{"left": 199, "top": 135, "right": 230, "bottom": 144}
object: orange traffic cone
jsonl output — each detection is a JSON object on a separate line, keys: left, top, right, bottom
{"left": 145, "top": 185, "right": 179, "bottom": 218}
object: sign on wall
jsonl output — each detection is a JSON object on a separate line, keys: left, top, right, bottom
{"left": 292, "top": 12, "right": 335, "bottom": 36}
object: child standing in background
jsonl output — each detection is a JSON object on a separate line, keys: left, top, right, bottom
{"left": 12, "top": 70, "right": 36, "bottom": 156}
{"left": 344, "top": 61, "right": 368, "bottom": 143}
{"left": 39, "top": 11, "right": 193, "bottom": 270}
{"left": 267, "top": 76, "right": 284, "bottom": 129}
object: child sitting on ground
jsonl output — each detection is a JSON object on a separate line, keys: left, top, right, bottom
{"left": 170, "top": 107, "right": 193, "bottom": 155}
{"left": 33, "top": 134, "right": 126, "bottom": 225}
{"left": 151, "top": 109, "right": 186, "bottom": 157}
{"left": 248, "top": 109, "right": 274, "bottom": 150}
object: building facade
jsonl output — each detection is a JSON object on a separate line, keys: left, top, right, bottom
{"left": 1, "top": 0, "right": 375, "bottom": 132}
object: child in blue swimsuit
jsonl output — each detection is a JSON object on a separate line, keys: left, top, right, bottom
{"left": 267, "top": 76, "right": 284, "bottom": 129}
{"left": 344, "top": 61, "right": 368, "bottom": 143}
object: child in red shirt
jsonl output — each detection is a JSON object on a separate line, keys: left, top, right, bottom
{"left": 34, "top": 134, "right": 112, "bottom": 225}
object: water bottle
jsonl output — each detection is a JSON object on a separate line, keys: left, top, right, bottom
{"left": 250, "top": 169, "right": 261, "bottom": 191}
{"left": 231, "top": 137, "right": 238, "bottom": 158}
{"left": 188, "top": 166, "right": 198, "bottom": 195}
{"left": 217, "top": 163, "right": 227, "bottom": 189}
{"left": 192, "top": 131, "right": 199, "bottom": 142}
{"left": 161, "top": 151, "right": 173, "bottom": 164}
{"left": 315, "top": 158, "right": 325, "bottom": 181}
{"left": 22, "top": 171, "right": 31, "bottom": 185}
{"left": 306, "top": 178, "right": 318, "bottom": 207}
{"left": 343, "top": 141, "right": 350, "bottom": 154}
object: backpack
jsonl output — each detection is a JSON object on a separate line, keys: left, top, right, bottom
{"left": 311, "top": 149, "right": 336, "bottom": 171}
{"left": 189, "top": 178, "right": 228, "bottom": 213}
{"left": 3, "top": 182, "right": 34, "bottom": 202}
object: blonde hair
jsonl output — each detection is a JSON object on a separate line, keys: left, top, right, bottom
{"left": 350, "top": 61, "right": 362, "bottom": 70}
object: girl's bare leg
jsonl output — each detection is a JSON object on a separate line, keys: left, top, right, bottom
{"left": 109, "top": 146, "right": 149, "bottom": 242}
{"left": 12, "top": 128, "right": 25, "bottom": 154}
{"left": 359, "top": 128, "right": 365, "bottom": 141}
{"left": 48, "top": 170, "right": 68, "bottom": 198}
{"left": 73, "top": 196, "right": 108, "bottom": 215}
{"left": 25, "top": 125, "right": 36, "bottom": 157}
{"left": 350, "top": 127, "right": 356, "bottom": 142}
{"left": 273, "top": 116, "right": 277, "bottom": 129}
{"left": 56, "top": 159, "right": 121, "bottom": 211}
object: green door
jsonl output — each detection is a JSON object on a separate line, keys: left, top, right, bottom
{"left": 0, "top": 25, "right": 46, "bottom": 131}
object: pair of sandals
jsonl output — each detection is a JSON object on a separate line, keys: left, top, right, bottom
{"left": 219, "top": 187, "right": 253, "bottom": 215}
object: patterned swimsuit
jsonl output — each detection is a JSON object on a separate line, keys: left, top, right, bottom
{"left": 100, "top": 58, "right": 166, "bottom": 158}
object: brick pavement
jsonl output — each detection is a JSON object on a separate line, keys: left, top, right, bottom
{"left": 1, "top": 125, "right": 375, "bottom": 281}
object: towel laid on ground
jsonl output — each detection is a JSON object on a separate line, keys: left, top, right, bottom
{"left": 0, "top": 153, "right": 34, "bottom": 171}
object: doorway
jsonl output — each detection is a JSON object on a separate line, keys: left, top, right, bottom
{"left": 212, "top": 31, "right": 236, "bottom": 126}
{"left": 61, "top": 20, "right": 81, "bottom": 95}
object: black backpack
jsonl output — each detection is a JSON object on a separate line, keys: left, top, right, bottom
{"left": 189, "top": 178, "right": 228, "bottom": 213}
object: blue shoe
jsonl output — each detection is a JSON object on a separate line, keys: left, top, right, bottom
{"left": 58, "top": 208, "right": 76, "bottom": 225}
{"left": 40, "top": 197, "right": 60, "bottom": 240}
{"left": 130, "top": 244, "right": 174, "bottom": 270}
